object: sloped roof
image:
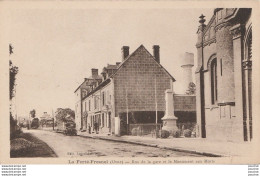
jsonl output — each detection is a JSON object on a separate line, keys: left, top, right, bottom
{"left": 88, "top": 75, "right": 102, "bottom": 80}
{"left": 106, "top": 64, "right": 118, "bottom": 70}
{"left": 82, "top": 78, "right": 111, "bottom": 100}
{"left": 110, "top": 45, "right": 176, "bottom": 81}
{"left": 74, "top": 76, "right": 102, "bottom": 93}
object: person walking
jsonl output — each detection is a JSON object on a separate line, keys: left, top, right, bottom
{"left": 94, "top": 122, "right": 98, "bottom": 134}
{"left": 88, "top": 123, "right": 91, "bottom": 134}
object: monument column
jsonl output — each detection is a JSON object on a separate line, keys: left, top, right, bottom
{"left": 162, "top": 89, "right": 178, "bottom": 131}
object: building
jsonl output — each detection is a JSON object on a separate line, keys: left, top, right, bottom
{"left": 78, "top": 45, "right": 176, "bottom": 135}
{"left": 39, "top": 112, "right": 51, "bottom": 121}
{"left": 74, "top": 69, "right": 102, "bottom": 130}
{"left": 195, "top": 8, "right": 252, "bottom": 142}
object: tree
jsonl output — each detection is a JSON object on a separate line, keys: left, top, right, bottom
{"left": 9, "top": 60, "right": 19, "bottom": 100}
{"left": 10, "top": 57, "right": 19, "bottom": 138}
{"left": 30, "top": 109, "right": 36, "bottom": 118}
{"left": 186, "top": 82, "right": 196, "bottom": 95}
{"left": 55, "top": 108, "right": 75, "bottom": 123}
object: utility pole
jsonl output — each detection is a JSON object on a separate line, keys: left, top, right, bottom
{"left": 155, "top": 77, "right": 158, "bottom": 138}
{"left": 126, "top": 87, "right": 129, "bottom": 135}
{"left": 52, "top": 108, "right": 55, "bottom": 130}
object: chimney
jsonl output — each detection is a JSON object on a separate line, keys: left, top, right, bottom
{"left": 101, "top": 72, "right": 106, "bottom": 81}
{"left": 153, "top": 45, "right": 160, "bottom": 63}
{"left": 121, "top": 46, "right": 129, "bottom": 61}
{"left": 116, "top": 62, "right": 121, "bottom": 66}
{"left": 91, "top": 68, "right": 98, "bottom": 76}
{"left": 101, "top": 67, "right": 107, "bottom": 81}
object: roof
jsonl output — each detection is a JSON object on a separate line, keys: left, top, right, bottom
{"left": 80, "top": 45, "right": 176, "bottom": 99}
{"left": 106, "top": 64, "right": 118, "bottom": 70}
{"left": 74, "top": 76, "right": 102, "bottom": 93}
{"left": 88, "top": 75, "right": 102, "bottom": 80}
{"left": 74, "top": 80, "right": 87, "bottom": 93}
{"left": 110, "top": 45, "right": 176, "bottom": 81}
{"left": 82, "top": 78, "right": 111, "bottom": 100}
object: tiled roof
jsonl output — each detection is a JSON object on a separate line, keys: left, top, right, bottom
{"left": 82, "top": 78, "right": 111, "bottom": 100}
{"left": 74, "top": 76, "right": 102, "bottom": 93}
{"left": 110, "top": 45, "right": 176, "bottom": 81}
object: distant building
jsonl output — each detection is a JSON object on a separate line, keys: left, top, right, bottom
{"left": 195, "top": 8, "right": 252, "bottom": 142}
{"left": 76, "top": 45, "right": 176, "bottom": 135}
{"left": 40, "top": 112, "right": 51, "bottom": 121}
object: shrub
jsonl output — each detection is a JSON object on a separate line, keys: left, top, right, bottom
{"left": 131, "top": 128, "right": 138, "bottom": 136}
{"left": 137, "top": 128, "right": 142, "bottom": 136}
{"left": 183, "top": 129, "right": 192, "bottom": 137}
{"left": 10, "top": 138, "right": 37, "bottom": 156}
{"left": 172, "top": 129, "right": 181, "bottom": 138}
{"left": 191, "top": 131, "right": 196, "bottom": 138}
{"left": 160, "top": 130, "right": 170, "bottom": 138}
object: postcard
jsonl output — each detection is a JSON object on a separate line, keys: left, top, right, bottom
{"left": 0, "top": 1, "right": 259, "bottom": 164}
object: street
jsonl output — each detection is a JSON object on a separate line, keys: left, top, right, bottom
{"left": 26, "top": 129, "right": 202, "bottom": 157}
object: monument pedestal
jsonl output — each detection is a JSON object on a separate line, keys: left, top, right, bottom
{"left": 162, "top": 89, "right": 178, "bottom": 131}
{"left": 162, "top": 116, "right": 178, "bottom": 131}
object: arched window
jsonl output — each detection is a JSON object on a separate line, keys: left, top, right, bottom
{"left": 211, "top": 58, "right": 218, "bottom": 104}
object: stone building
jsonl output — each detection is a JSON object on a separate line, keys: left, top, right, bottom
{"left": 195, "top": 8, "right": 252, "bottom": 142}
{"left": 79, "top": 45, "right": 176, "bottom": 135}
{"left": 74, "top": 69, "right": 102, "bottom": 130}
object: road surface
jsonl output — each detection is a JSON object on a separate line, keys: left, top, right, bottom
{"left": 26, "top": 129, "right": 202, "bottom": 157}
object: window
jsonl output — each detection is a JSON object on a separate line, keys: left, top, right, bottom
{"left": 94, "top": 97, "right": 97, "bottom": 109}
{"left": 102, "top": 92, "right": 105, "bottom": 106}
{"left": 211, "top": 58, "right": 218, "bottom": 104}
{"left": 89, "top": 100, "right": 91, "bottom": 111}
{"left": 106, "top": 90, "right": 110, "bottom": 104}
{"left": 101, "top": 113, "right": 105, "bottom": 127}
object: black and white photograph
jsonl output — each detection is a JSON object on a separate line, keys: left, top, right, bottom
{"left": 0, "top": 2, "right": 259, "bottom": 165}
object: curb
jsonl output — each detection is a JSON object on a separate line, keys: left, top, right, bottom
{"left": 78, "top": 134, "right": 224, "bottom": 157}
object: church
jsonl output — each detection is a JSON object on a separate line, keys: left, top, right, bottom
{"left": 195, "top": 8, "right": 252, "bottom": 142}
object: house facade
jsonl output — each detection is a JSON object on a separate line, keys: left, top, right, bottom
{"left": 74, "top": 69, "right": 102, "bottom": 130}
{"left": 79, "top": 45, "right": 175, "bottom": 135}
{"left": 195, "top": 8, "right": 252, "bottom": 142}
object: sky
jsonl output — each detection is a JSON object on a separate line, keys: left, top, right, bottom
{"left": 5, "top": 7, "right": 213, "bottom": 117}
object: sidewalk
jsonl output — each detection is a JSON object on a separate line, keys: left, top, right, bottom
{"left": 77, "top": 131, "right": 254, "bottom": 157}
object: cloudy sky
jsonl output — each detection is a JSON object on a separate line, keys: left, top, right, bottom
{"left": 4, "top": 6, "right": 213, "bottom": 117}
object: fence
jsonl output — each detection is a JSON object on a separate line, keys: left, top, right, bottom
{"left": 176, "top": 122, "right": 197, "bottom": 137}
{"left": 129, "top": 122, "right": 198, "bottom": 138}
{"left": 129, "top": 123, "right": 162, "bottom": 138}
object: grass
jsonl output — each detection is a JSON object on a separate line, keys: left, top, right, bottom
{"left": 10, "top": 132, "right": 57, "bottom": 158}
